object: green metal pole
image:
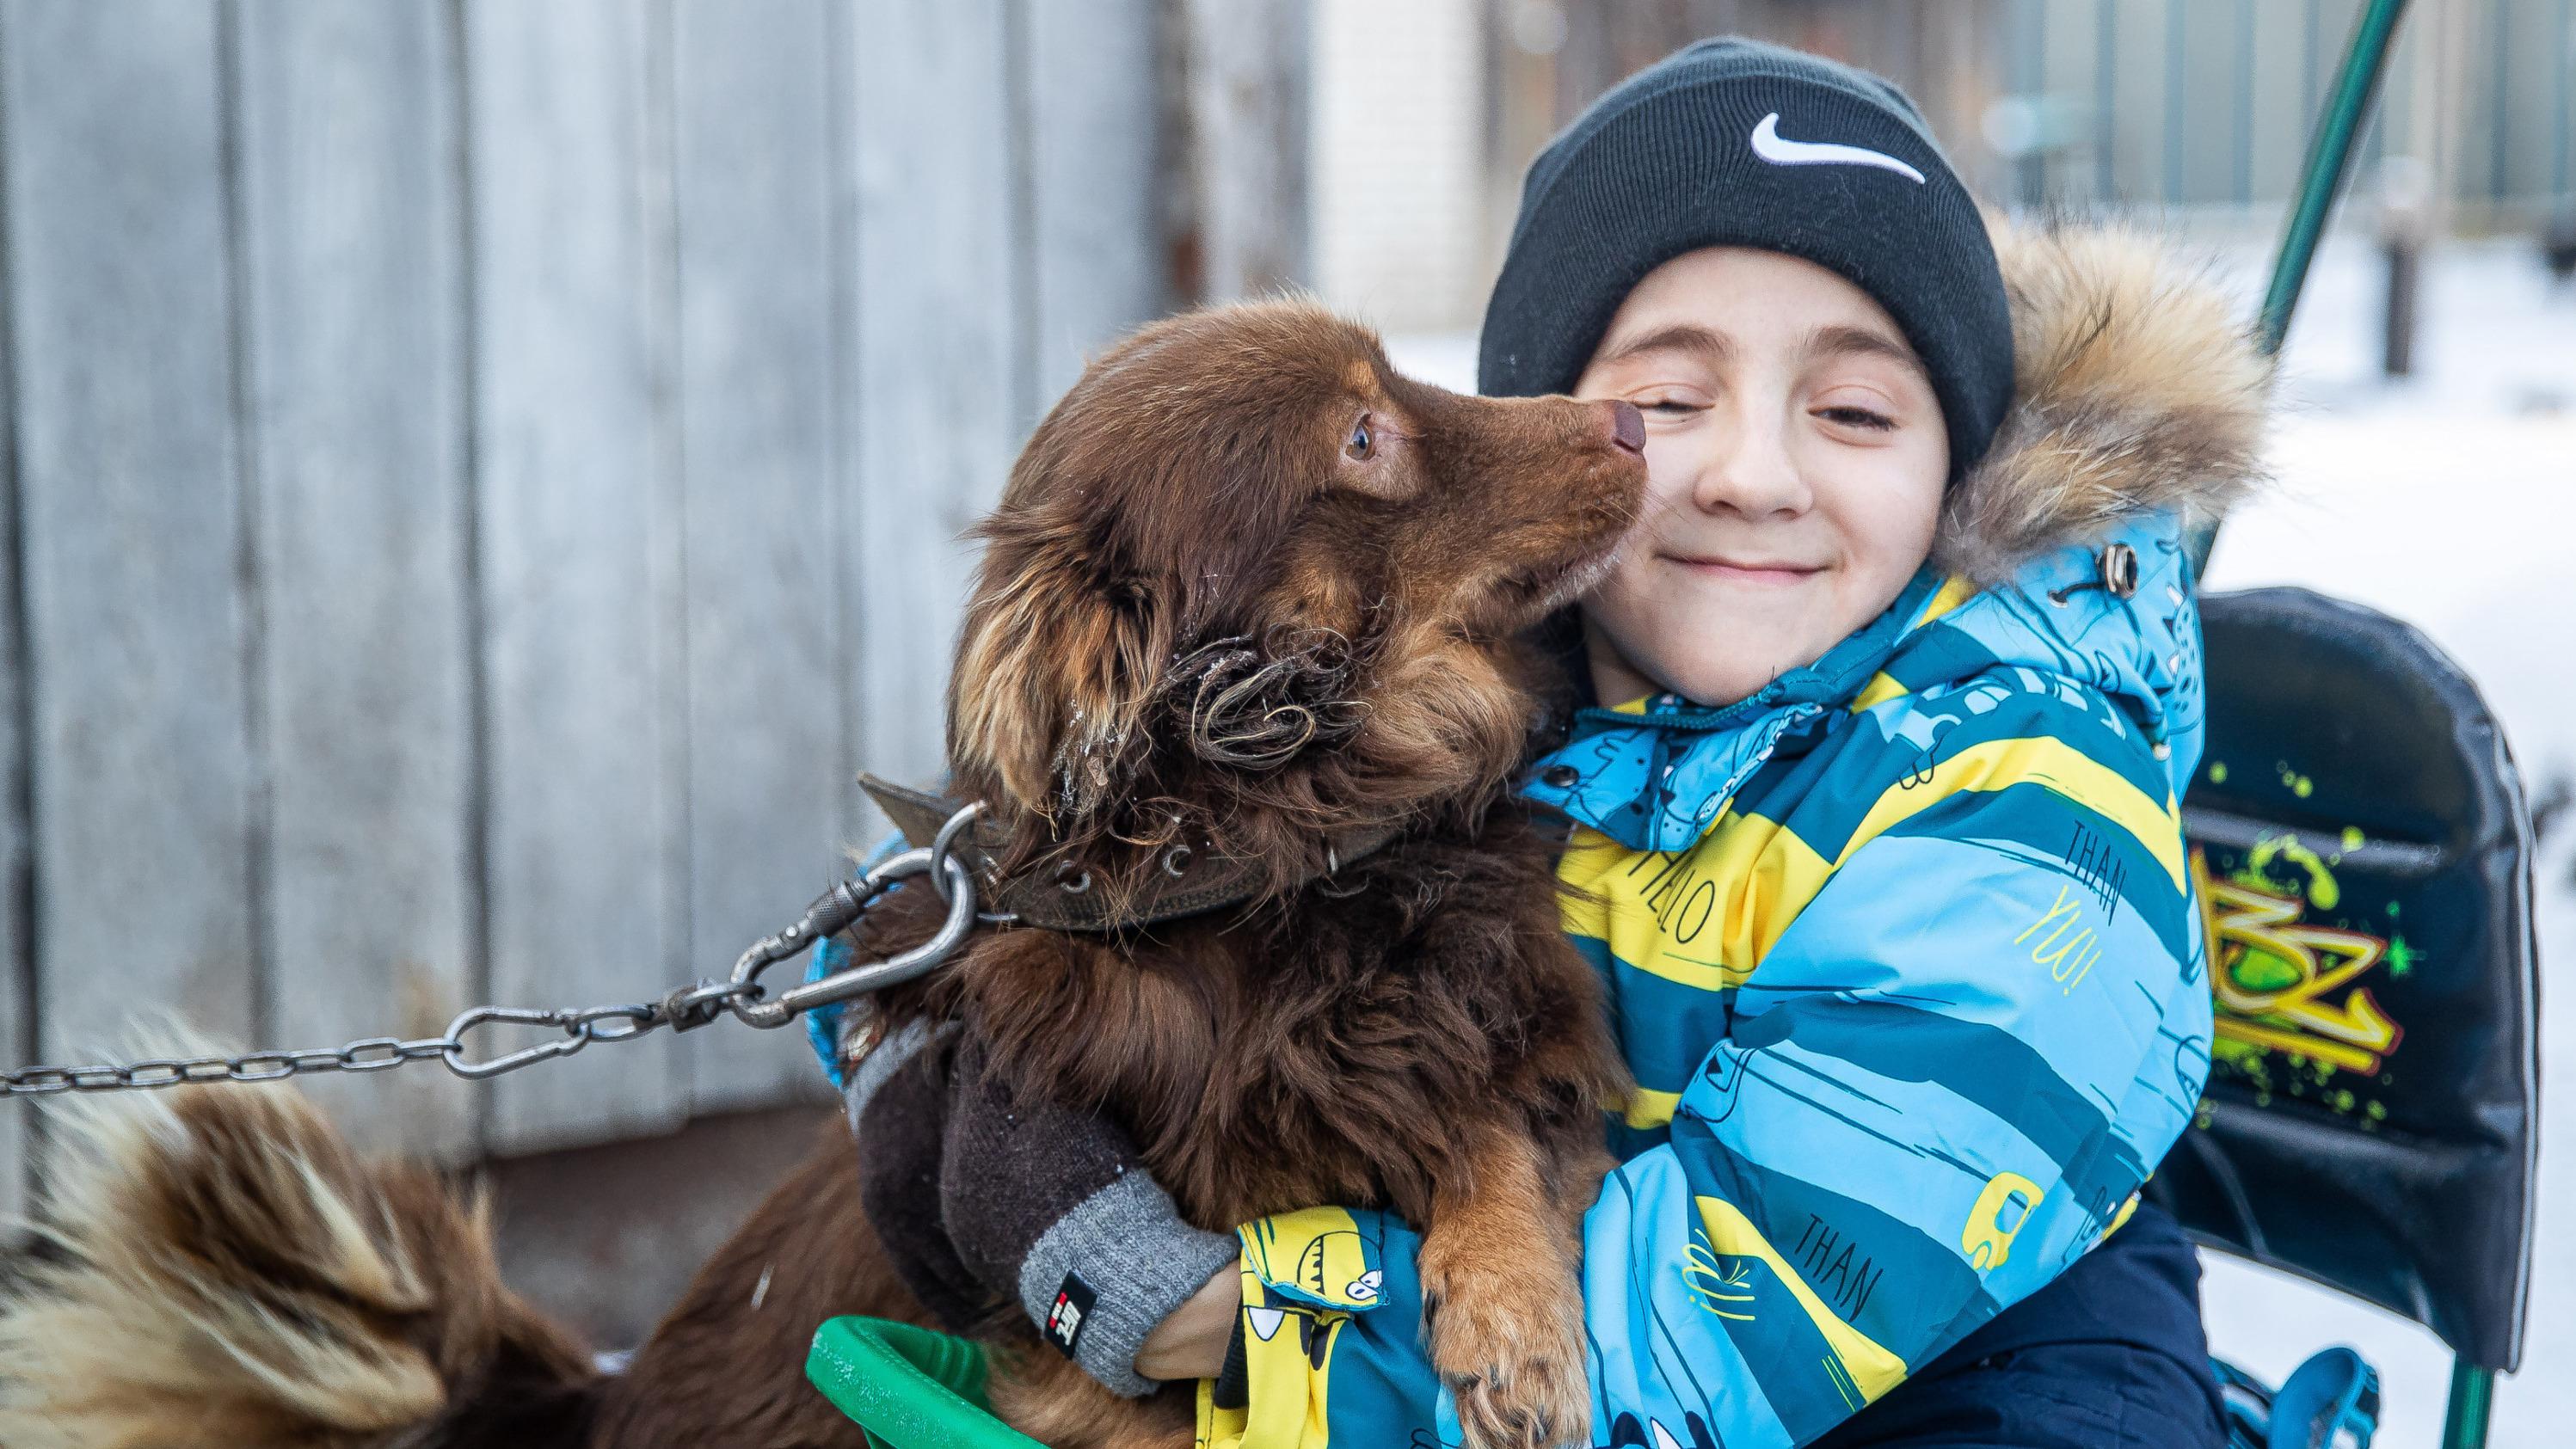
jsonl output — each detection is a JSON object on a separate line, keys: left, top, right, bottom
{"left": 2254, "top": 0, "right": 2413, "bottom": 355}
{"left": 2188, "top": 0, "right": 2411, "bottom": 574}
{"left": 2441, "top": 1360, "right": 2496, "bottom": 1449}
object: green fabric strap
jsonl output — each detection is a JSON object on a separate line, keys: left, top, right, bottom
{"left": 806, "top": 1317, "right": 1047, "bottom": 1449}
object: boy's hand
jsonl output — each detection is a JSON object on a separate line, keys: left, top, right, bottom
{"left": 1134, "top": 1263, "right": 1243, "bottom": 1381}
{"left": 854, "top": 1043, "right": 1497, "bottom": 1446}
{"left": 845, "top": 1025, "right": 1239, "bottom": 1397}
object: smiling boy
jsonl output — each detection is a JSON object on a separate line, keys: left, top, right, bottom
{"left": 852, "top": 37, "right": 2270, "bottom": 1449}
{"left": 1571, "top": 246, "right": 1951, "bottom": 710}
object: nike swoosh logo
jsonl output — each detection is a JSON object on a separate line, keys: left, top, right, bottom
{"left": 1749, "top": 113, "right": 1926, "bottom": 184}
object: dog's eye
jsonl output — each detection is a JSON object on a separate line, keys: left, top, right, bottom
{"left": 1345, "top": 417, "right": 1374, "bottom": 460}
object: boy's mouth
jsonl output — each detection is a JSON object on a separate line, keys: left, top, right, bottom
{"left": 1662, "top": 551, "right": 1826, "bottom": 586}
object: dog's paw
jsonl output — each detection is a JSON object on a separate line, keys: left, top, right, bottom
{"left": 1423, "top": 1262, "right": 1591, "bottom": 1449}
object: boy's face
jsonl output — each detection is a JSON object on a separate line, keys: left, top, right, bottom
{"left": 1571, "top": 247, "right": 1948, "bottom": 708}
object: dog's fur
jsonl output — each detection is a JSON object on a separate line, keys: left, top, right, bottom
{"left": 0, "top": 218, "right": 2271, "bottom": 1449}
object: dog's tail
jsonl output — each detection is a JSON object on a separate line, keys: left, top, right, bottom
{"left": 0, "top": 1080, "right": 599, "bottom": 1449}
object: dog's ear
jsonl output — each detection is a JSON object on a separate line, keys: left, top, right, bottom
{"left": 1171, "top": 629, "right": 1365, "bottom": 774}
{"left": 949, "top": 547, "right": 1170, "bottom": 824}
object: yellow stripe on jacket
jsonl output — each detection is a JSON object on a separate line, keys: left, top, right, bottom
{"left": 1697, "top": 1194, "right": 1909, "bottom": 1407}
{"left": 1561, "top": 732, "right": 2186, "bottom": 1130}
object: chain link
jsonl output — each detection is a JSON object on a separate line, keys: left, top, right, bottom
{"left": 3, "top": 1036, "right": 459, "bottom": 1096}
{"left": 2, "top": 803, "right": 987, "bottom": 1098}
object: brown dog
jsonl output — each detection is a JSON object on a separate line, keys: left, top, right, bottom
{"left": 0, "top": 300, "right": 1645, "bottom": 1449}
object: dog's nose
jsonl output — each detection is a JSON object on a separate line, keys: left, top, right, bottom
{"left": 1607, "top": 400, "right": 1645, "bottom": 454}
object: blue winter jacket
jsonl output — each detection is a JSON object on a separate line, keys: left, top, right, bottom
{"left": 1203, "top": 222, "right": 2269, "bottom": 1449}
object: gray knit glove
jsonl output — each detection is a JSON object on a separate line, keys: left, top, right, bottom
{"left": 846, "top": 1022, "right": 1237, "bottom": 1397}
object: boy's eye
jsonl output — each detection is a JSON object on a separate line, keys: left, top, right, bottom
{"left": 1632, "top": 393, "right": 1704, "bottom": 416}
{"left": 1816, "top": 405, "right": 1897, "bottom": 432}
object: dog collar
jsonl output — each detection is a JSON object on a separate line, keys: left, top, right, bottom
{"left": 858, "top": 774, "right": 1400, "bottom": 933}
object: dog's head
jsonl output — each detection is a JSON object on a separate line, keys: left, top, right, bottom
{"left": 949, "top": 300, "right": 1645, "bottom": 896}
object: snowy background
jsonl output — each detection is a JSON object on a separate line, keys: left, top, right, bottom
{"left": 1393, "top": 230, "right": 2576, "bottom": 1446}
{"left": 2198, "top": 234, "right": 2573, "bottom": 1449}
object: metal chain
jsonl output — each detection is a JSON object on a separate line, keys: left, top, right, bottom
{"left": 0, "top": 980, "right": 764, "bottom": 1097}
{"left": 1, "top": 803, "right": 986, "bottom": 1099}
{"left": 2, "top": 1036, "right": 460, "bottom": 1096}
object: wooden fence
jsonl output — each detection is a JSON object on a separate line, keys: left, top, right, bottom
{"left": 0, "top": 0, "right": 1177, "bottom": 1214}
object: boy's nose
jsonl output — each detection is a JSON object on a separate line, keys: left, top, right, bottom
{"left": 1694, "top": 415, "right": 1811, "bottom": 518}
{"left": 1605, "top": 400, "right": 1645, "bottom": 454}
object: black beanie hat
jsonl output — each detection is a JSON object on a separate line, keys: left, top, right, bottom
{"left": 1478, "top": 38, "right": 2015, "bottom": 479}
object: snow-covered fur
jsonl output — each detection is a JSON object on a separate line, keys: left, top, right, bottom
{"left": 1934, "top": 217, "right": 2272, "bottom": 584}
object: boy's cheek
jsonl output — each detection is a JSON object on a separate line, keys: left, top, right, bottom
{"left": 1581, "top": 565, "right": 1817, "bottom": 706}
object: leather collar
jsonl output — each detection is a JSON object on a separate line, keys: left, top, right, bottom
{"left": 858, "top": 773, "right": 1400, "bottom": 933}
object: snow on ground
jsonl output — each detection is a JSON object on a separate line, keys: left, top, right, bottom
{"left": 2199, "top": 235, "right": 2575, "bottom": 1449}
{"left": 1390, "top": 230, "right": 2576, "bottom": 1445}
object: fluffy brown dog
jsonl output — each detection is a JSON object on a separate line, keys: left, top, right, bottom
{"left": 0, "top": 300, "right": 1646, "bottom": 1449}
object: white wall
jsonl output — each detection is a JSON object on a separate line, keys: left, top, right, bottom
{"left": 1311, "top": 0, "right": 1491, "bottom": 335}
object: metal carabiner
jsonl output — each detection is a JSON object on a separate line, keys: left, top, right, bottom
{"left": 926, "top": 801, "right": 983, "bottom": 903}
{"left": 442, "top": 1006, "right": 587, "bottom": 1080}
{"left": 726, "top": 843, "right": 981, "bottom": 1029}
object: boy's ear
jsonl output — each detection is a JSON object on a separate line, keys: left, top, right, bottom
{"left": 948, "top": 556, "right": 1169, "bottom": 823}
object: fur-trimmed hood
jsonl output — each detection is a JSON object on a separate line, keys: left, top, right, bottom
{"left": 1934, "top": 217, "right": 2272, "bottom": 584}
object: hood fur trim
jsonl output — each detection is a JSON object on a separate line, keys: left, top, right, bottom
{"left": 1934, "top": 218, "right": 2273, "bottom": 584}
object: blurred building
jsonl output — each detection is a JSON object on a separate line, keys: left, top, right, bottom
{"left": 1315, "top": 0, "right": 2576, "bottom": 335}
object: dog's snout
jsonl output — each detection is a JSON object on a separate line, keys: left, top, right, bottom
{"left": 1606, "top": 400, "right": 1645, "bottom": 455}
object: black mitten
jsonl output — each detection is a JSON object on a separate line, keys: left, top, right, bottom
{"left": 845, "top": 1020, "right": 990, "bottom": 1332}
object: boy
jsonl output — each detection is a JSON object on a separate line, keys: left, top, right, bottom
{"left": 851, "top": 38, "right": 2266, "bottom": 1449}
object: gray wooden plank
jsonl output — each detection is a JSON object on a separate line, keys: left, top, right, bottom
{"left": 1184, "top": 0, "right": 1311, "bottom": 299}
{"left": 670, "top": 0, "right": 844, "bottom": 1114}
{"left": 464, "top": 0, "right": 686, "bottom": 1151}
{"left": 2247, "top": 0, "right": 2310, "bottom": 206}
{"left": 1022, "top": 0, "right": 1166, "bottom": 407}
{"left": 2106, "top": 0, "right": 2172, "bottom": 204}
{"left": 0, "top": 282, "right": 26, "bottom": 1221}
{"left": 845, "top": 0, "right": 1024, "bottom": 814}
{"left": 0, "top": 978, "right": 17, "bottom": 1225}
{"left": 231, "top": 0, "right": 476, "bottom": 1158}
{"left": 0, "top": 3, "right": 259, "bottom": 1069}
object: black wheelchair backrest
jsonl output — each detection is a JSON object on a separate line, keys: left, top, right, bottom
{"left": 2149, "top": 586, "right": 2538, "bottom": 1372}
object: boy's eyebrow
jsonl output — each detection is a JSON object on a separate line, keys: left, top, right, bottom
{"left": 1800, "top": 322, "right": 1926, "bottom": 375}
{"left": 1591, "top": 322, "right": 1734, "bottom": 369}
